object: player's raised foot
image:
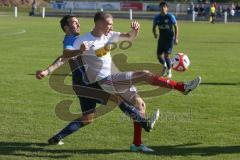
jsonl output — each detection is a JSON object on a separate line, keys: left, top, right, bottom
{"left": 166, "top": 69, "right": 172, "bottom": 79}
{"left": 130, "top": 144, "right": 154, "bottom": 152}
{"left": 183, "top": 76, "right": 202, "bottom": 95}
{"left": 143, "top": 109, "right": 160, "bottom": 132}
{"left": 48, "top": 136, "right": 64, "bottom": 145}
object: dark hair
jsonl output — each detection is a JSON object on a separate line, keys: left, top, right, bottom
{"left": 159, "top": 1, "right": 168, "bottom": 8}
{"left": 94, "top": 11, "right": 113, "bottom": 23}
{"left": 60, "top": 15, "right": 76, "bottom": 31}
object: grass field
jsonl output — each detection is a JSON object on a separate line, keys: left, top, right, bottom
{"left": 0, "top": 15, "right": 240, "bottom": 160}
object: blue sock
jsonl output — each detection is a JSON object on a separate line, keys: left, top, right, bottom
{"left": 54, "top": 120, "right": 84, "bottom": 140}
{"left": 165, "top": 56, "right": 171, "bottom": 69}
{"left": 119, "top": 101, "right": 148, "bottom": 130}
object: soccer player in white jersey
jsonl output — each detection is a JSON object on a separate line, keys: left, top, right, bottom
{"left": 72, "top": 12, "right": 201, "bottom": 100}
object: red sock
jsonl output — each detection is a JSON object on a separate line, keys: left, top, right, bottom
{"left": 133, "top": 121, "right": 142, "bottom": 146}
{"left": 150, "top": 75, "right": 184, "bottom": 92}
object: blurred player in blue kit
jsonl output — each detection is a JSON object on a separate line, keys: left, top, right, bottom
{"left": 153, "top": 1, "right": 179, "bottom": 78}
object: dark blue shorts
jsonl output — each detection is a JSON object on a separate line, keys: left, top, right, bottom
{"left": 72, "top": 69, "right": 102, "bottom": 115}
{"left": 157, "top": 38, "right": 174, "bottom": 55}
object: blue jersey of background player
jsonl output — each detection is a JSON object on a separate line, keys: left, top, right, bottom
{"left": 152, "top": 1, "right": 179, "bottom": 78}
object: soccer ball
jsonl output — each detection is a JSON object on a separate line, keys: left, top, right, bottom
{"left": 171, "top": 53, "right": 190, "bottom": 72}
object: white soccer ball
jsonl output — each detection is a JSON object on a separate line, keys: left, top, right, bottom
{"left": 171, "top": 53, "right": 190, "bottom": 72}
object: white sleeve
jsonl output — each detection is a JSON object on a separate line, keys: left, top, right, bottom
{"left": 109, "top": 31, "right": 121, "bottom": 43}
{"left": 109, "top": 31, "right": 135, "bottom": 42}
{"left": 73, "top": 37, "right": 83, "bottom": 50}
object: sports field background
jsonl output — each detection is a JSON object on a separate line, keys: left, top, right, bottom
{"left": 0, "top": 15, "right": 240, "bottom": 160}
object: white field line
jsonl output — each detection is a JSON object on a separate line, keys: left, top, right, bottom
{"left": 0, "top": 29, "right": 26, "bottom": 36}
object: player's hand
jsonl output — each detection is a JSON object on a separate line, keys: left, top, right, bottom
{"left": 131, "top": 20, "right": 140, "bottom": 31}
{"left": 174, "top": 38, "right": 179, "bottom": 45}
{"left": 153, "top": 33, "right": 158, "bottom": 39}
{"left": 80, "top": 41, "right": 89, "bottom": 53}
{"left": 36, "top": 70, "right": 48, "bottom": 80}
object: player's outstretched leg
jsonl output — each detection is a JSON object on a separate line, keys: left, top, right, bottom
{"left": 130, "top": 70, "right": 201, "bottom": 94}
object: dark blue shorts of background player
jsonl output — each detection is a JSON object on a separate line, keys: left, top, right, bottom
{"left": 157, "top": 38, "right": 174, "bottom": 57}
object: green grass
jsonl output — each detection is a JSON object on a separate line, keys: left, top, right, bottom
{"left": 0, "top": 15, "right": 240, "bottom": 160}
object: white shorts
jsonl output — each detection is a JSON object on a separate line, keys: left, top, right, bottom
{"left": 98, "top": 72, "right": 137, "bottom": 101}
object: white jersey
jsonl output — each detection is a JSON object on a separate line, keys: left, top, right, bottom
{"left": 73, "top": 31, "right": 121, "bottom": 83}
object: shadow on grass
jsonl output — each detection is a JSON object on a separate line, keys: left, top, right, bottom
{"left": 149, "top": 143, "right": 240, "bottom": 156}
{"left": 1, "top": 142, "right": 240, "bottom": 158}
{"left": 201, "top": 82, "right": 240, "bottom": 86}
{"left": 0, "top": 141, "right": 129, "bottom": 159}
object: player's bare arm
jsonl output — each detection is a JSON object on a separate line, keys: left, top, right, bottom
{"left": 119, "top": 20, "right": 140, "bottom": 41}
{"left": 36, "top": 42, "right": 88, "bottom": 79}
{"left": 174, "top": 23, "right": 179, "bottom": 45}
{"left": 36, "top": 55, "right": 68, "bottom": 79}
{"left": 152, "top": 24, "right": 158, "bottom": 39}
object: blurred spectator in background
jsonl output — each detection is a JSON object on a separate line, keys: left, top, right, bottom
{"left": 214, "top": 2, "right": 217, "bottom": 9}
{"left": 209, "top": 3, "right": 216, "bottom": 24}
{"left": 217, "top": 5, "right": 223, "bottom": 17}
{"left": 187, "top": 3, "right": 194, "bottom": 15}
{"left": 236, "top": 4, "right": 240, "bottom": 16}
{"left": 29, "top": 0, "right": 36, "bottom": 16}
{"left": 199, "top": 4, "right": 205, "bottom": 17}
{"left": 227, "top": 7, "right": 231, "bottom": 14}
{"left": 194, "top": 4, "right": 199, "bottom": 14}
{"left": 230, "top": 7, "right": 235, "bottom": 18}
{"left": 236, "top": 4, "right": 240, "bottom": 11}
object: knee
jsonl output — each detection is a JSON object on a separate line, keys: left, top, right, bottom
{"left": 82, "top": 114, "right": 94, "bottom": 125}
{"left": 132, "top": 70, "right": 153, "bottom": 83}
{"left": 133, "top": 70, "right": 152, "bottom": 78}
{"left": 139, "top": 104, "right": 146, "bottom": 115}
{"left": 141, "top": 70, "right": 151, "bottom": 75}
{"left": 141, "top": 70, "right": 153, "bottom": 78}
{"left": 133, "top": 96, "right": 146, "bottom": 115}
{"left": 135, "top": 70, "right": 153, "bottom": 82}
